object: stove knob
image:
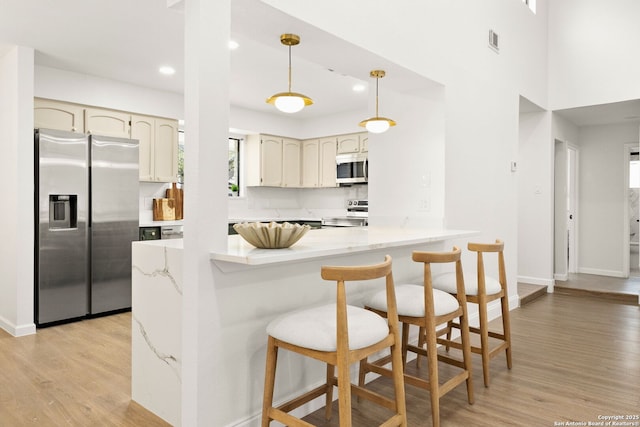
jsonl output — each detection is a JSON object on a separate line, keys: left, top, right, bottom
{"left": 348, "top": 200, "right": 353, "bottom": 206}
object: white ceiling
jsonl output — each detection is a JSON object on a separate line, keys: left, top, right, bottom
{"left": 0, "top": 0, "right": 435, "bottom": 120}
{"left": 1, "top": 0, "right": 639, "bottom": 125}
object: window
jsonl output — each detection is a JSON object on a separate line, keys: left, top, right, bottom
{"left": 630, "top": 152, "right": 639, "bottom": 188}
{"left": 176, "top": 132, "right": 241, "bottom": 198}
{"left": 177, "top": 129, "right": 184, "bottom": 184}
{"left": 229, "top": 138, "right": 240, "bottom": 196}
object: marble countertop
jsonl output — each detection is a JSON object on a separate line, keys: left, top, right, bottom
{"left": 210, "top": 226, "right": 478, "bottom": 266}
{"left": 139, "top": 219, "right": 184, "bottom": 227}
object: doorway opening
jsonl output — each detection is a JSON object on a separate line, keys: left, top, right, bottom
{"left": 627, "top": 144, "right": 640, "bottom": 277}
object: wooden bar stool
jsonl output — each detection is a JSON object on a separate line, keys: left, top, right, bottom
{"left": 433, "top": 239, "right": 512, "bottom": 387}
{"left": 359, "top": 247, "right": 474, "bottom": 427}
{"left": 261, "top": 255, "right": 407, "bottom": 427}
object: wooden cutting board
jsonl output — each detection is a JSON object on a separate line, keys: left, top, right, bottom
{"left": 152, "top": 198, "right": 176, "bottom": 221}
{"left": 165, "top": 183, "right": 183, "bottom": 219}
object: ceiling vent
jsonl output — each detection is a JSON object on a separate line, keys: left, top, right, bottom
{"left": 488, "top": 29, "right": 499, "bottom": 53}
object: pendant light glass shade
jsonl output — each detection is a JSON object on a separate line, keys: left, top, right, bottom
{"left": 266, "top": 34, "right": 313, "bottom": 113}
{"left": 359, "top": 70, "right": 396, "bottom": 133}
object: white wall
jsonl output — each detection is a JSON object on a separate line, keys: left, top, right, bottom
{"left": 35, "top": 65, "right": 183, "bottom": 120}
{"left": 0, "top": 46, "right": 35, "bottom": 336}
{"left": 368, "top": 85, "right": 446, "bottom": 228}
{"left": 548, "top": 0, "right": 640, "bottom": 110}
{"left": 518, "top": 108, "right": 553, "bottom": 286}
{"left": 576, "top": 123, "right": 639, "bottom": 277}
{"left": 262, "top": 0, "right": 550, "bottom": 291}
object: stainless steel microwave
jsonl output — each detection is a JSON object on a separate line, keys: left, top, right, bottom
{"left": 336, "top": 153, "right": 368, "bottom": 184}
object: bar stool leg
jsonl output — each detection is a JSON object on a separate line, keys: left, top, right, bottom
{"left": 325, "top": 364, "right": 335, "bottom": 420}
{"left": 425, "top": 319, "right": 441, "bottom": 427}
{"left": 478, "top": 294, "right": 491, "bottom": 387}
{"left": 337, "top": 351, "right": 352, "bottom": 426}
{"left": 501, "top": 293, "right": 513, "bottom": 369}
{"left": 261, "top": 336, "right": 278, "bottom": 427}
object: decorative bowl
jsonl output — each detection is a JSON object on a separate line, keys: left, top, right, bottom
{"left": 233, "top": 221, "right": 311, "bottom": 249}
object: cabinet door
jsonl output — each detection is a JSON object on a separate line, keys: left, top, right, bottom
{"left": 337, "top": 134, "right": 360, "bottom": 154}
{"left": 301, "top": 139, "right": 320, "bottom": 188}
{"left": 34, "top": 98, "right": 84, "bottom": 133}
{"left": 261, "top": 136, "right": 283, "bottom": 187}
{"left": 319, "top": 137, "right": 337, "bottom": 187}
{"left": 359, "top": 133, "right": 368, "bottom": 152}
{"left": 85, "top": 108, "right": 131, "bottom": 138}
{"left": 282, "top": 138, "right": 301, "bottom": 187}
{"left": 131, "top": 115, "right": 155, "bottom": 181}
{"left": 154, "top": 118, "right": 179, "bottom": 182}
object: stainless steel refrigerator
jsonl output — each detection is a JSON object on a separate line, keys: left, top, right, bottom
{"left": 35, "top": 128, "right": 139, "bottom": 326}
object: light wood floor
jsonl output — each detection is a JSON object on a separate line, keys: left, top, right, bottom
{"left": 1, "top": 293, "right": 638, "bottom": 426}
{"left": 303, "top": 293, "right": 640, "bottom": 426}
{"left": 0, "top": 313, "right": 170, "bottom": 426}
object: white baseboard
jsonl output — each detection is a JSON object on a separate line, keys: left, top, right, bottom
{"left": 577, "top": 267, "right": 626, "bottom": 278}
{"left": 0, "top": 316, "right": 36, "bottom": 337}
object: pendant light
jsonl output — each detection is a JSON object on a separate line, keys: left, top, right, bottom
{"left": 266, "top": 34, "right": 313, "bottom": 114}
{"left": 359, "top": 70, "right": 396, "bottom": 133}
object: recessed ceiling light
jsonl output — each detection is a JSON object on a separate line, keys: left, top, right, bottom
{"left": 352, "top": 84, "right": 366, "bottom": 92}
{"left": 159, "top": 66, "right": 176, "bottom": 76}
{"left": 228, "top": 40, "right": 239, "bottom": 50}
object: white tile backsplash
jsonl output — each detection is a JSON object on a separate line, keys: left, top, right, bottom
{"left": 139, "top": 182, "right": 368, "bottom": 223}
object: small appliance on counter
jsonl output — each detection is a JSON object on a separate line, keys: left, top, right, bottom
{"left": 321, "top": 199, "right": 368, "bottom": 227}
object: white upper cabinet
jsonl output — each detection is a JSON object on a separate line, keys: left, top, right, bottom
{"left": 246, "top": 134, "right": 302, "bottom": 187}
{"left": 301, "top": 137, "right": 338, "bottom": 188}
{"left": 131, "top": 115, "right": 155, "bottom": 181}
{"left": 132, "top": 115, "right": 179, "bottom": 182}
{"left": 34, "top": 98, "right": 84, "bottom": 133}
{"left": 319, "top": 137, "right": 338, "bottom": 187}
{"left": 301, "top": 139, "right": 320, "bottom": 188}
{"left": 282, "top": 138, "right": 301, "bottom": 187}
{"left": 84, "top": 107, "right": 131, "bottom": 138}
{"left": 246, "top": 134, "right": 282, "bottom": 187}
{"left": 34, "top": 99, "right": 178, "bottom": 182}
{"left": 261, "top": 135, "right": 284, "bottom": 187}
{"left": 337, "top": 132, "right": 368, "bottom": 154}
{"left": 153, "top": 118, "right": 179, "bottom": 183}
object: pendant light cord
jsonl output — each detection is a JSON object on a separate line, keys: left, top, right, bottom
{"left": 375, "top": 76, "right": 379, "bottom": 117}
{"left": 288, "top": 45, "right": 292, "bottom": 93}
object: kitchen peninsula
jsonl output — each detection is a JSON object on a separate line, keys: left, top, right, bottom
{"left": 131, "top": 226, "right": 477, "bottom": 426}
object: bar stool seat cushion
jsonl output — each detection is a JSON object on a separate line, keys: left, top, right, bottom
{"left": 368, "top": 284, "right": 460, "bottom": 317}
{"left": 433, "top": 272, "right": 502, "bottom": 296}
{"left": 267, "top": 304, "right": 389, "bottom": 352}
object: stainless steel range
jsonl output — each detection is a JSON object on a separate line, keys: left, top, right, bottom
{"left": 321, "top": 199, "right": 368, "bottom": 227}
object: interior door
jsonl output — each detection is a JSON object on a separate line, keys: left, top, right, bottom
{"left": 567, "top": 145, "right": 578, "bottom": 273}
{"left": 554, "top": 139, "right": 569, "bottom": 280}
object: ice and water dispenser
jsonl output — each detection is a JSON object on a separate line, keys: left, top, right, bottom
{"left": 49, "top": 194, "right": 78, "bottom": 229}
